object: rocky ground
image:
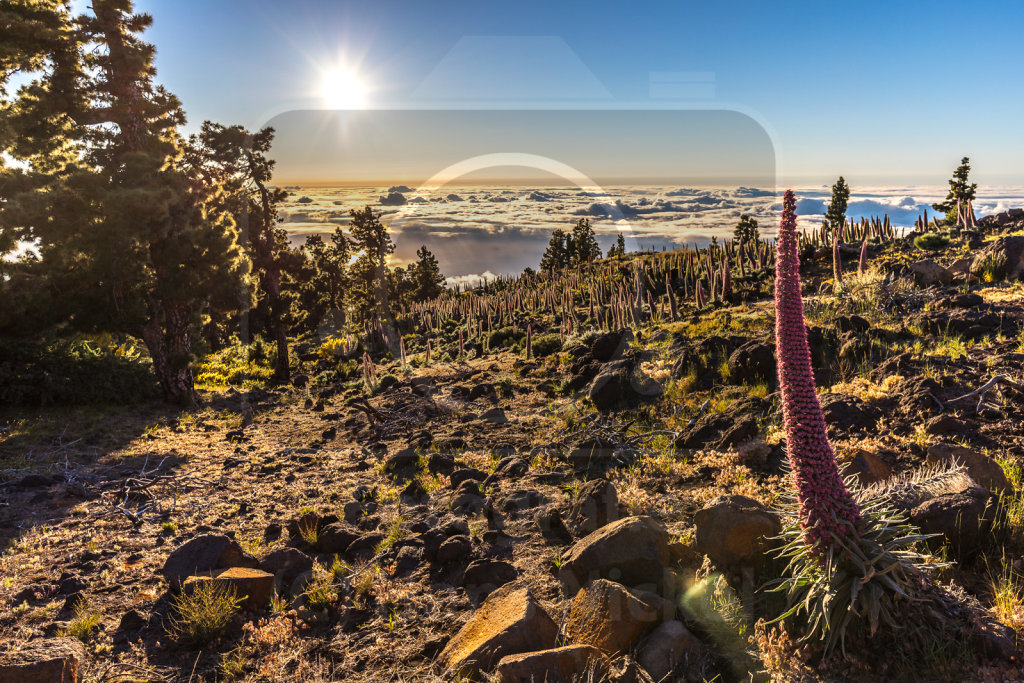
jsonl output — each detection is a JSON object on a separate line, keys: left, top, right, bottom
{"left": 3, "top": 216, "right": 1024, "bottom": 682}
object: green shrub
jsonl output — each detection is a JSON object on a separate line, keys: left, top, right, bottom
{"left": 974, "top": 252, "right": 1008, "bottom": 283}
{"left": 194, "top": 341, "right": 274, "bottom": 388}
{"left": 531, "top": 333, "right": 563, "bottom": 357}
{"left": 168, "top": 581, "right": 243, "bottom": 645}
{"left": 913, "top": 232, "right": 949, "bottom": 251}
{"left": 0, "top": 336, "right": 158, "bottom": 406}
{"left": 488, "top": 326, "right": 524, "bottom": 349}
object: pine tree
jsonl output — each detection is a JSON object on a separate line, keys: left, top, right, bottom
{"left": 932, "top": 157, "right": 977, "bottom": 226}
{"left": 412, "top": 245, "right": 445, "bottom": 301}
{"left": 570, "top": 217, "right": 601, "bottom": 265}
{"left": 540, "top": 229, "right": 569, "bottom": 272}
{"left": 0, "top": 0, "right": 249, "bottom": 405}
{"left": 615, "top": 233, "right": 626, "bottom": 257}
{"left": 348, "top": 206, "right": 395, "bottom": 324}
{"left": 196, "top": 123, "right": 300, "bottom": 381}
{"left": 734, "top": 214, "right": 759, "bottom": 242}
{"left": 295, "top": 227, "right": 350, "bottom": 334}
{"left": 822, "top": 176, "right": 850, "bottom": 239}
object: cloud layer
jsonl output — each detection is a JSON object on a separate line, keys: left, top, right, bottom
{"left": 279, "top": 184, "right": 1024, "bottom": 281}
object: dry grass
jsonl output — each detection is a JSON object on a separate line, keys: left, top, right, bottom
{"left": 168, "top": 581, "right": 243, "bottom": 645}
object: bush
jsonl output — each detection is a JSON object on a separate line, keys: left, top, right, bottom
{"left": 914, "top": 232, "right": 949, "bottom": 251}
{"left": 487, "top": 326, "right": 524, "bottom": 349}
{"left": 194, "top": 341, "right": 275, "bottom": 388}
{"left": 0, "top": 336, "right": 158, "bottom": 406}
{"left": 531, "top": 333, "right": 563, "bottom": 357}
{"left": 168, "top": 581, "right": 243, "bottom": 645}
{"left": 974, "top": 252, "right": 1008, "bottom": 283}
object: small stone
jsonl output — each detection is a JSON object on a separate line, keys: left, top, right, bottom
{"left": 925, "top": 415, "right": 969, "bottom": 436}
{"left": 117, "top": 609, "right": 146, "bottom": 632}
{"left": 563, "top": 479, "right": 620, "bottom": 540}
{"left": 315, "top": 523, "right": 359, "bottom": 554}
{"left": 259, "top": 548, "right": 313, "bottom": 592}
{"left": 463, "top": 559, "right": 518, "bottom": 597}
{"left": 839, "top": 449, "right": 892, "bottom": 486}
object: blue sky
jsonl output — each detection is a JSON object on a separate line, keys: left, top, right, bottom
{"left": 134, "top": 0, "right": 1024, "bottom": 185}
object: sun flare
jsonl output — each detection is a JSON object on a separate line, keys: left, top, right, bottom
{"left": 319, "top": 66, "right": 366, "bottom": 109}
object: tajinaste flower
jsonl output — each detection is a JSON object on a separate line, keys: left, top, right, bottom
{"left": 775, "top": 190, "right": 861, "bottom": 552}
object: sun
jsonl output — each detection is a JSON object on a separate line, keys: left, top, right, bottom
{"left": 320, "top": 67, "right": 366, "bottom": 110}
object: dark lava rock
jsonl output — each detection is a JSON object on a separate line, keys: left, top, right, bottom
{"left": 910, "top": 485, "right": 999, "bottom": 559}
{"left": 558, "top": 516, "right": 672, "bottom": 595}
{"left": 436, "top": 535, "right": 473, "bottom": 564}
{"left": 925, "top": 414, "right": 970, "bottom": 435}
{"left": 483, "top": 456, "right": 529, "bottom": 487}
{"left": 463, "top": 559, "right": 518, "bottom": 596}
{"left": 260, "top": 547, "right": 314, "bottom": 590}
{"left": 591, "top": 329, "right": 634, "bottom": 362}
{"left": 588, "top": 359, "right": 635, "bottom": 411}
{"left": 346, "top": 532, "right": 385, "bottom": 559}
{"left": 727, "top": 340, "right": 776, "bottom": 386}
{"left": 161, "top": 534, "right": 258, "bottom": 590}
{"left": 819, "top": 394, "right": 880, "bottom": 434}
{"left": 694, "top": 495, "right": 780, "bottom": 569}
{"left": 315, "top": 523, "right": 359, "bottom": 554}
{"left": 564, "top": 479, "right": 620, "bottom": 540}
{"left": 451, "top": 467, "right": 488, "bottom": 487}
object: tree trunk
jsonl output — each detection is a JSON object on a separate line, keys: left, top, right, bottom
{"left": 264, "top": 268, "right": 290, "bottom": 383}
{"left": 141, "top": 303, "right": 198, "bottom": 407}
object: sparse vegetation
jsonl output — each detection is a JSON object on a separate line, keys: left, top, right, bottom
{"left": 168, "top": 582, "right": 244, "bottom": 645}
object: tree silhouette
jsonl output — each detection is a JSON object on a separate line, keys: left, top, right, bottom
{"left": 0, "top": 0, "right": 249, "bottom": 405}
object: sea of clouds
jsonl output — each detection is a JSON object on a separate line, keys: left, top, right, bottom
{"left": 277, "top": 184, "right": 1024, "bottom": 285}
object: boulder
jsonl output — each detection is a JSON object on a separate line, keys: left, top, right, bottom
{"left": 564, "top": 479, "right": 620, "bottom": 539}
{"left": 315, "top": 523, "right": 359, "bottom": 554}
{"left": 727, "top": 340, "right": 776, "bottom": 385}
{"left": 480, "top": 407, "right": 509, "bottom": 424}
{"left": 926, "top": 443, "right": 1011, "bottom": 495}
{"left": 908, "top": 259, "right": 952, "bottom": 286}
{"left": 437, "top": 535, "right": 473, "bottom": 564}
{"left": 635, "top": 620, "right": 704, "bottom": 681}
{"left": 181, "top": 566, "right": 275, "bottom": 610}
{"left": 161, "top": 534, "right": 258, "bottom": 590}
{"left": 346, "top": 532, "right": 385, "bottom": 558}
{"left": 588, "top": 359, "right": 634, "bottom": 412}
{"left": 463, "top": 560, "right": 518, "bottom": 597}
{"left": 910, "top": 485, "right": 999, "bottom": 560}
{"left": 694, "top": 495, "right": 780, "bottom": 569}
{"left": 715, "top": 416, "right": 760, "bottom": 451}
{"left": 591, "top": 329, "right": 633, "bottom": 362}
{"left": 559, "top": 516, "right": 672, "bottom": 595}
{"left": 925, "top": 414, "right": 969, "bottom": 435}
{"left": 563, "top": 579, "right": 663, "bottom": 655}
{"left": 259, "top": 547, "right": 313, "bottom": 593}
{"left": 439, "top": 583, "right": 558, "bottom": 679}
{"left": 496, "top": 645, "right": 609, "bottom": 683}
{"left": 838, "top": 449, "right": 892, "bottom": 486}
{"left": 0, "top": 637, "right": 85, "bottom": 682}
{"left": 385, "top": 447, "right": 419, "bottom": 472}
{"left": 567, "top": 436, "right": 616, "bottom": 468}
{"left": 819, "top": 394, "right": 880, "bottom": 434}
{"left": 971, "top": 235, "right": 1024, "bottom": 280}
